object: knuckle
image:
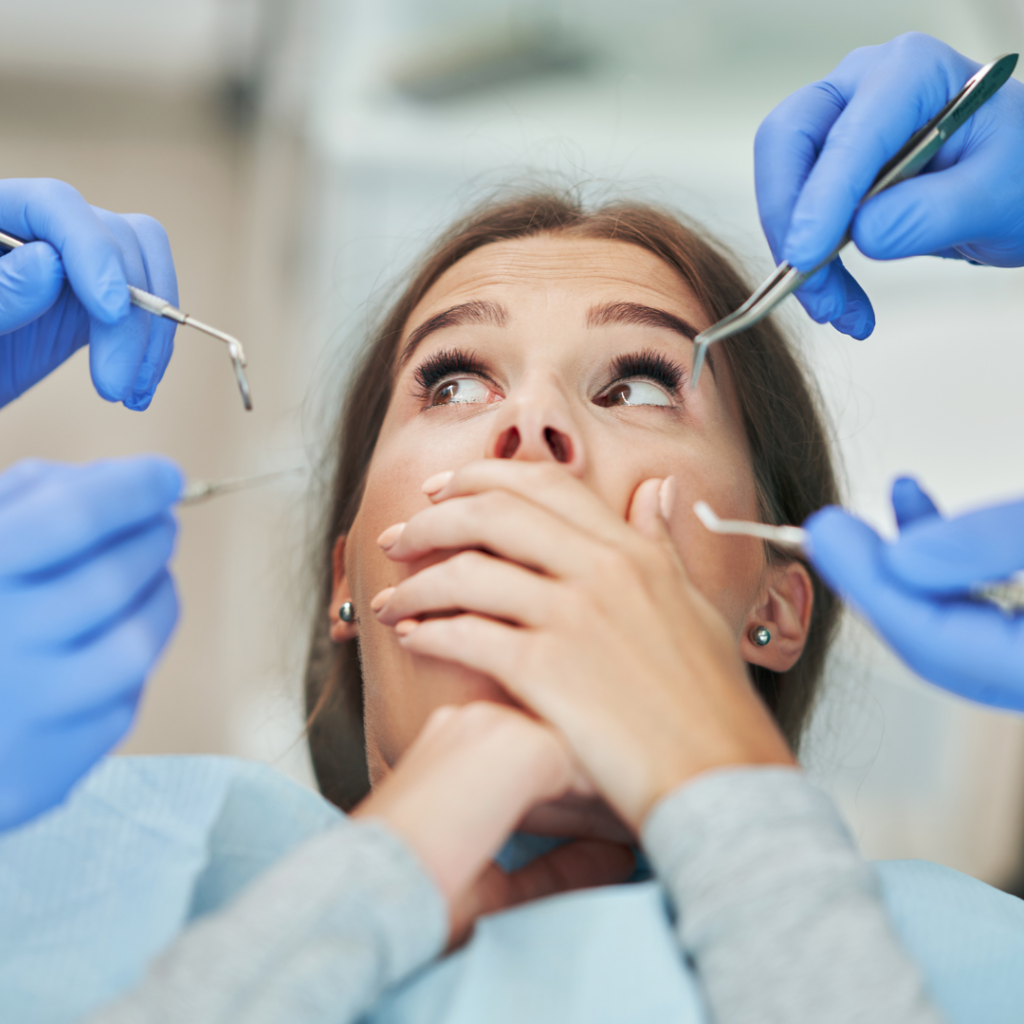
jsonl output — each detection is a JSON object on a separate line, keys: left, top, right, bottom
{"left": 125, "top": 213, "right": 169, "bottom": 246}
{"left": 589, "top": 543, "right": 632, "bottom": 582}
{"left": 35, "top": 178, "right": 80, "bottom": 204}
{"left": 447, "top": 550, "right": 485, "bottom": 585}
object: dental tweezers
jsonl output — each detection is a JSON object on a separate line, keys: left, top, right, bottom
{"left": 0, "top": 228, "right": 252, "bottom": 410}
{"left": 690, "top": 52, "right": 1020, "bottom": 387}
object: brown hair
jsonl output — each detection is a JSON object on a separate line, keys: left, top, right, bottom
{"left": 305, "top": 191, "right": 841, "bottom": 810}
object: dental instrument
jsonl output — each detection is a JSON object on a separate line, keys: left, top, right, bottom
{"left": 693, "top": 500, "right": 1024, "bottom": 614}
{"left": 689, "top": 52, "right": 1020, "bottom": 387}
{"left": 0, "top": 228, "right": 252, "bottom": 411}
{"left": 179, "top": 466, "right": 306, "bottom": 506}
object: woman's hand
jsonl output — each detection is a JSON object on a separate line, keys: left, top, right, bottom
{"left": 371, "top": 461, "right": 795, "bottom": 834}
{"left": 352, "top": 701, "right": 634, "bottom": 946}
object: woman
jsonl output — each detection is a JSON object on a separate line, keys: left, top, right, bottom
{"left": 91, "top": 193, "right": 941, "bottom": 1024}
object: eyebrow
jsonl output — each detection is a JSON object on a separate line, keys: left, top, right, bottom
{"left": 399, "top": 297, "right": 714, "bottom": 377}
{"left": 585, "top": 301, "right": 699, "bottom": 340}
{"left": 399, "top": 300, "right": 509, "bottom": 367}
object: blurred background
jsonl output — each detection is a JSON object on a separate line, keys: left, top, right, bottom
{"left": 1, "top": 0, "right": 1023, "bottom": 888}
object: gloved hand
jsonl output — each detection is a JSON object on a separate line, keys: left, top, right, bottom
{"left": 755, "top": 32, "right": 1024, "bottom": 340}
{"left": 806, "top": 478, "right": 1024, "bottom": 711}
{"left": 0, "top": 456, "right": 182, "bottom": 831}
{"left": 0, "top": 178, "right": 178, "bottom": 410}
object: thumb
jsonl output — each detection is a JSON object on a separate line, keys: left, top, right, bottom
{"left": 891, "top": 476, "right": 940, "bottom": 531}
{"left": 885, "top": 497, "right": 1024, "bottom": 593}
{"left": 628, "top": 475, "right": 675, "bottom": 545}
{"left": 804, "top": 505, "right": 890, "bottom": 613}
{"left": 0, "top": 242, "right": 65, "bottom": 335}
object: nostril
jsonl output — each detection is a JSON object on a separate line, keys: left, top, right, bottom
{"left": 545, "top": 427, "right": 572, "bottom": 464}
{"left": 496, "top": 427, "right": 520, "bottom": 459}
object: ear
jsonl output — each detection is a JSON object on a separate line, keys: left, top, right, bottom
{"left": 740, "top": 560, "right": 814, "bottom": 672}
{"left": 328, "top": 534, "right": 359, "bottom": 643}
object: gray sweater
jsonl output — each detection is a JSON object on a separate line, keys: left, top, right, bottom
{"left": 89, "top": 768, "right": 943, "bottom": 1024}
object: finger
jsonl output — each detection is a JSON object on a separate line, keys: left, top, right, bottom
{"left": 891, "top": 477, "right": 940, "bottom": 531}
{"left": 398, "top": 613, "right": 527, "bottom": 696}
{"left": 121, "top": 213, "right": 178, "bottom": 410}
{"left": 34, "top": 569, "right": 178, "bottom": 715}
{"left": 0, "top": 179, "right": 128, "bottom": 323}
{"left": 791, "top": 258, "right": 875, "bottom": 339}
{"left": 755, "top": 80, "right": 848, "bottom": 261}
{"left": 783, "top": 41, "right": 978, "bottom": 270}
{"left": 0, "top": 691, "right": 139, "bottom": 831}
{"left": 385, "top": 490, "right": 610, "bottom": 581}
{"left": 807, "top": 506, "right": 1024, "bottom": 704}
{"left": 12, "top": 514, "right": 178, "bottom": 646}
{"left": 0, "top": 456, "right": 183, "bottom": 577}
{"left": 376, "top": 549, "right": 558, "bottom": 628}
{"left": 425, "top": 460, "right": 639, "bottom": 552}
{"left": 852, "top": 153, "right": 1024, "bottom": 264}
{"left": 885, "top": 497, "right": 1024, "bottom": 592}
{"left": 88, "top": 208, "right": 154, "bottom": 404}
{"left": 0, "top": 241, "right": 66, "bottom": 335}
{"left": 0, "top": 458, "right": 57, "bottom": 506}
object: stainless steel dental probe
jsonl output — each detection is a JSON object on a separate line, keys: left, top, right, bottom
{"left": 0, "top": 228, "right": 252, "bottom": 411}
{"left": 693, "top": 500, "right": 1024, "bottom": 614}
{"left": 689, "top": 52, "right": 1020, "bottom": 387}
{"left": 179, "top": 466, "right": 306, "bottom": 506}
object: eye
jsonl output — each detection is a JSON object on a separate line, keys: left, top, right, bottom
{"left": 413, "top": 348, "right": 498, "bottom": 408}
{"left": 599, "top": 380, "right": 674, "bottom": 407}
{"left": 594, "top": 350, "right": 684, "bottom": 409}
{"left": 431, "top": 376, "right": 492, "bottom": 406}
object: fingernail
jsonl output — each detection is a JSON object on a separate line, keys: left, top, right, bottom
{"left": 377, "top": 523, "right": 405, "bottom": 549}
{"left": 422, "top": 470, "right": 453, "bottom": 495}
{"left": 659, "top": 476, "right": 677, "bottom": 521}
{"left": 370, "top": 586, "right": 395, "bottom": 612}
{"left": 395, "top": 619, "right": 419, "bottom": 637}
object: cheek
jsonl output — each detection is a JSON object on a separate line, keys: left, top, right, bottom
{"left": 585, "top": 426, "right": 762, "bottom": 633}
{"left": 669, "top": 464, "right": 763, "bottom": 632}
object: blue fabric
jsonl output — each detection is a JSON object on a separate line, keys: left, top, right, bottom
{"left": 0, "top": 756, "right": 340, "bottom": 1024}
{"left": 0, "top": 755, "right": 1022, "bottom": 1024}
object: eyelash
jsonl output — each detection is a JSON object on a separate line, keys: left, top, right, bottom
{"left": 413, "top": 348, "right": 492, "bottom": 404}
{"left": 604, "top": 349, "right": 685, "bottom": 395}
{"left": 410, "top": 346, "right": 686, "bottom": 405}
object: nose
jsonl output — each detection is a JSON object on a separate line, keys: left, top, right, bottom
{"left": 486, "top": 373, "right": 585, "bottom": 476}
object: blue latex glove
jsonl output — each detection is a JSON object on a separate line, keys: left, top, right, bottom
{"left": 806, "top": 478, "right": 1024, "bottom": 711}
{"left": 755, "top": 32, "right": 1024, "bottom": 339}
{"left": 0, "top": 178, "right": 178, "bottom": 410}
{"left": 0, "top": 456, "right": 182, "bottom": 830}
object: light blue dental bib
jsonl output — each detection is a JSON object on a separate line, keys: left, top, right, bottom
{"left": 0, "top": 757, "right": 1021, "bottom": 1024}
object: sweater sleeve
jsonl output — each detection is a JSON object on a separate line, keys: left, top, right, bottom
{"left": 642, "top": 767, "right": 945, "bottom": 1024}
{"left": 86, "top": 817, "right": 447, "bottom": 1024}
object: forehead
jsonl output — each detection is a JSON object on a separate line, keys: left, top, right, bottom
{"left": 408, "top": 234, "right": 708, "bottom": 327}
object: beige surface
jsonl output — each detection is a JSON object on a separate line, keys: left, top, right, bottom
{"left": 0, "top": 76, "right": 317, "bottom": 784}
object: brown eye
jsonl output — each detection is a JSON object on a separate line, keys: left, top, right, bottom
{"left": 599, "top": 380, "right": 673, "bottom": 407}
{"left": 431, "top": 377, "right": 490, "bottom": 407}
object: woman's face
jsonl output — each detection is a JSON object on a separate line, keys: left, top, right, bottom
{"left": 336, "top": 234, "right": 792, "bottom": 784}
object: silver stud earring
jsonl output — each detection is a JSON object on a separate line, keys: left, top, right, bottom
{"left": 752, "top": 626, "right": 771, "bottom": 647}
{"left": 339, "top": 601, "right": 355, "bottom": 623}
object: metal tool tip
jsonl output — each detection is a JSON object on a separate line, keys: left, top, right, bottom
{"left": 691, "top": 342, "right": 707, "bottom": 388}
{"left": 692, "top": 500, "right": 718, "bottom": 530}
